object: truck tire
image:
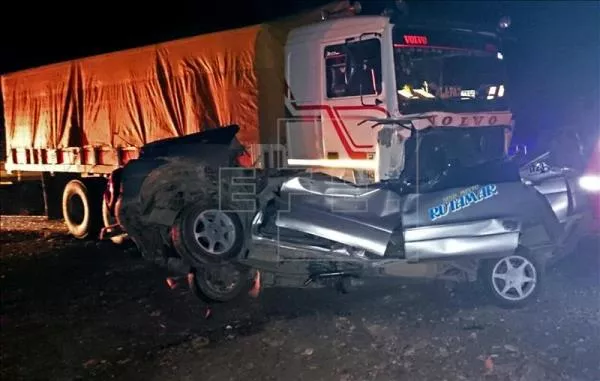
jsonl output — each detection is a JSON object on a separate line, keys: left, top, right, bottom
{"left": 62, "top": 179, "right": 102, "bottom": 239}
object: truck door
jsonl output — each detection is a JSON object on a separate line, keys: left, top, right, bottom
{"left": 321, "top": 35, "right": 389, "bottom": 164}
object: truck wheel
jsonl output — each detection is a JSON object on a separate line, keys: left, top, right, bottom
{"left": 480, "top": 249, "right": 544, "bottom": 309}
{"left": 172, "top": 203, "right": 245, "bottom": 265}
{"left": 62, "top": 180, "right": 101, "bottom": 239}
{"left": 190, "top": 263, "right": 251, "bottom": 303}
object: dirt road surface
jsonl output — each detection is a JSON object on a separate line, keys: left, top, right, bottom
{"left": 1, "top": 216, "right": 599, "bottom": 381}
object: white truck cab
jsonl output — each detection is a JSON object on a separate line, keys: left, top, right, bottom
{"left": 283, "top": 4, "right": 513, "bottom": 183}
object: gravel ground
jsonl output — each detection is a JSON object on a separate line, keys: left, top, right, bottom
{"left": 1, "top": 216, "right": 599, "bottom": 381}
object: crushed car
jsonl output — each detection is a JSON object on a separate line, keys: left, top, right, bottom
{"left": 103, "top": 120, "right": 595, "bottom": 308}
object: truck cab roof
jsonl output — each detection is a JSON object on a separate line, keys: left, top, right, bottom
{"left": 287, "top": 15, "right": 390, "bottom": 45}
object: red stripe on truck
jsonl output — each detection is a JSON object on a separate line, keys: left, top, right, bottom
{"left": 284, "top": 84, "right": 389, "bottom": 159}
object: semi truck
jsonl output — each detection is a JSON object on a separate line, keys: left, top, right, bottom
{"left": 1, "top": 0, "right": 514, "bottom": 240}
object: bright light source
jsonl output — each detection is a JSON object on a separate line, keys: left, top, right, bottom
{"left": 498, "top": 85, "right": 505, "bottom": 97}
{"left": 498, "top": 16, "right": 511, "bottom": 29}
{"left": 579, "top": 174, "right": 600, "bottom": 192}
{"left": 497, "top": 52, "right": 504, "bottom": 60}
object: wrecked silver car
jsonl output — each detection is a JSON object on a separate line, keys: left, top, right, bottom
{"left": 104, "top": 123, "right": 593, "bottom": 308}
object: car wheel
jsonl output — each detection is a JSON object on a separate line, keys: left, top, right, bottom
{"left": 172, "top": 203, "right": 245, "bottom": 266}
{"left": 481, "top": 249, "right": 544, "bottom": 308}
{"left": 190, "top": 263, "right": 251, "bottom": 303}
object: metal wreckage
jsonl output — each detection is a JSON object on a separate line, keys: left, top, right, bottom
{"left": 104, "top": 117, "right": 596, "bottom": 308}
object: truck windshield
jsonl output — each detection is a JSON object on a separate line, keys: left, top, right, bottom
{"left": 393, "top": 27, "right": 508, "bottom": 114}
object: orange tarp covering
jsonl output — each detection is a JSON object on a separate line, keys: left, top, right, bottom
{"left": 1, "top": 25, "right": 280, "bottom": 150}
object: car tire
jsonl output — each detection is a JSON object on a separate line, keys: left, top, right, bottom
{"left": 480, "top": 248, "right": 544, "bottom": 309}
{"left": 190, "top": 263, "right": 251, "bottom": 303}
{"left": 171, "top": 202, "right": 245, "bottom": 266}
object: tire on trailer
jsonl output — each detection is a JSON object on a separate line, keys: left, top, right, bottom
{"left": 62, "top": 179, "right": 102, "bottom": 239}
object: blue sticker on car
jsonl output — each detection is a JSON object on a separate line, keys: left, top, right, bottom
{"left": 429, "top": 184, "right": 499, "bottom": 221}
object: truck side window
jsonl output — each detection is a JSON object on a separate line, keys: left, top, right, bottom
{"left": 325, "top": 38, "right": 382, "bottom": 98}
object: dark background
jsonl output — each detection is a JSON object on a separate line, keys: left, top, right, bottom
{"left": 1, "top": 0, "right": 598, "bottom": 150}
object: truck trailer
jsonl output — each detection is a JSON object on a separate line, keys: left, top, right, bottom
{"left": 1, "top": 0, "right": 514, "bottom": 240}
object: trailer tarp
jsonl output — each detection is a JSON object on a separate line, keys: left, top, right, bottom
{"left": 1, "top": 25, "right": 275, "bottom": 151}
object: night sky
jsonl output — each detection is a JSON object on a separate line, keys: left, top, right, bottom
{"left": 1, "top": 0, "right": 599, "bottom": 148}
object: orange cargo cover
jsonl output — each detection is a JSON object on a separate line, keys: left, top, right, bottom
{"left": 1, "top": 25, "right": 280, "bottom": 151}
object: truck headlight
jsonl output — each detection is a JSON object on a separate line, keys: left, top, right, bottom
{"left": 579, "top": 174, "right": 600, "bottom": 192}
